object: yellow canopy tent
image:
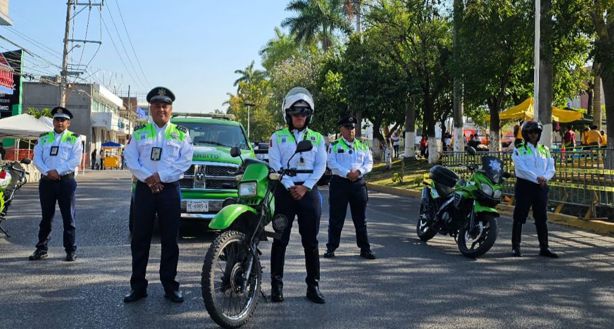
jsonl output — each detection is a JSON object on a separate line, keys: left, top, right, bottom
{"left": 488, "top": 97, "right": 583, "bottom": 123}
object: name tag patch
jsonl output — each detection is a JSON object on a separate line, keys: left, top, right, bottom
{"left": 151, "top": 147, "right": 162, "bottom": 161}
{"left": 50, "top": 146, "right": 59, "bottom": 156}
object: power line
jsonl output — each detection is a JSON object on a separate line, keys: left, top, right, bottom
{"left": 100, "top": 16, "right": 145, "bottom": 90}
{"left": 103, "top": 4, "right": 145, "bottom": 88}
{"left": 112, "top": 0, "right": 150, "bottom": 86}
{"left": 4, "top": 26, "right": 63, "bottom": 60}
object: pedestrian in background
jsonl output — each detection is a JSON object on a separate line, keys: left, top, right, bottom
{"left": 122, "top": 87, "right": 193, "bottom": 304}
{"left": 99, "top": 149, "right": 105, "bottom": 170}
{"left": 391, "top": 132, "right": 400, "bottom": 158}
{"left": 324, "top": 115, "right": 375, "bottom": 260}
{"left": 511, "top": 121, "right": 558, "bottom": 258}
{"left": 0, "top": 142, "right": 6, "bottom": 160}
{"left": 268, "top": 87, "right": 327, "bottom": 304}
{"left": 29, "top": 106, "right": 82, "bottom": 262}
{"left": 90, "top": 148, "right": 97, "bottom": 170}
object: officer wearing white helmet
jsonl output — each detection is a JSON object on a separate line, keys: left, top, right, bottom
{"left": 511, "top": 120, "right": 558, "bottom": 258}
{"left": 268, "top": 87, "right": 327, "bottom": 304}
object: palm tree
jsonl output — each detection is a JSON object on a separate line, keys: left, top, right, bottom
{"left": 259, "top": 27, "right": 302, "bottom": 70}
{"left": 233, "top": 61, "right": 266, "bottom": 92}
{"left": 282, "top": 0, "right": 353, "bottom": 52}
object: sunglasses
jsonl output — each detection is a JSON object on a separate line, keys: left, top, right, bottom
{"left": 291, "top": 113, "right": 308, "bottom": 117}
{"left": 54, "top": 117, "right": 68, "bottom": 122}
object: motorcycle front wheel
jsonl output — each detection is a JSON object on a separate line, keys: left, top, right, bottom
{"left": 202, "top": 230, "right": 261, "bottom": 329}
{"left": 457, "top": 213, "right": 498, "bottom": 258}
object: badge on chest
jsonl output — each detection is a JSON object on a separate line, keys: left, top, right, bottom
{"left": 50, "top": 146, "right": 59, "bottom": 156}
{"left": 151, "top": 147, "right": 162, "bottom": 161}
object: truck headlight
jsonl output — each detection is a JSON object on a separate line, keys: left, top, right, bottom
{"left": 480, "top": 183, "right": 494, "bottom": 196}
{"left": 239, "top": 182, "right": 257, "bottom": 197}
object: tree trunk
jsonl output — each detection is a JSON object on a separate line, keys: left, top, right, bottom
{"left": 538, "top": 0, "right": 553, "bottom": 148}
{"left": 404, "top": 97, "right": 416, "bottom": 159}
{"left": 453, "top": 0, "right": 464, "bottom": 152}
{"left": 603, "top": 68, "right": 614, "bottom": 169}
{"left": 592, "top": 64, "right": 602, "bottom": 129}
{"left": 355, "top": 110, "right": 362, "bottom": 137}
{"left": 423, "top": 87, "right": 438, "bottom": 163}
{"left": 489, "top": 105, "right": 501, "bottom": 152}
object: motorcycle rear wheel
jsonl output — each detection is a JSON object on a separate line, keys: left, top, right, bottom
{"left": 202, "top": 230, "right": 261, "bottom": 329}
{"left": 416, "top": 202, "right": 438, "bottom": 242}
{"left": 457, "top": 214, "right": 498, "bottom": 258}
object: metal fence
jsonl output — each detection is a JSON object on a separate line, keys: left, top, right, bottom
{"left": 439, "top": 148, "right": 614, "bottom": 218}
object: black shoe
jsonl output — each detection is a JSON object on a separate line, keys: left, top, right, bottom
{"left": 512, "top": 247, "right": 521, "bottom": 257}
{"left": 539, "top": 248, "right": 559, "bottom": 258}
{"left": 306, "top": 285, "right": 325, "bottom": 304}
{"left": 123, "top": 290, "right": 147, "bottom": 303}
{"left": 360, "top": 250, "right": 376, "bottom": 260}
{"left": 164, "top": 290, "right": 184, "bottom": 303}
{"left": 271, "top": 282, "right": 284, "bottom": 303}
{"left": 323, "top": 249, "right": 335, "bottom": 258}
{"left": 28, "top": 249, "right": 48, "bottom": 261}
{"left": 65, "top": 251, "right": 77, "bottom": 262}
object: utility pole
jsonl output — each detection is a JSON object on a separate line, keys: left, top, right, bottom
{"left": 59, "top": 0, "right": 103, "bottom": 107}
{"left": 59, "top": 0, "right": 73, "bottom": 107}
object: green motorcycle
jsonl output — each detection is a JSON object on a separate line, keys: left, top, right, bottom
{"left": 201, "top": 140, "right": 313, "bottom": 329}
{"left": 417, "top": 149, "right": 511, "bottom": 258}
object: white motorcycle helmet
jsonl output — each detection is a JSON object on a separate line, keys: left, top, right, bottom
{"left": 0, "top": 169, "right": 12, "bottom": 191}
{"left": 281, "top": 87, "right": 315, "bottom": 127}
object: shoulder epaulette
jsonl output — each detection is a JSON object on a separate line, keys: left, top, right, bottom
{"left": 40, "top": 131, "right": 49, "bottom": 137}
{"left": 70, "top": 132, "right": 80, "bottom": 138}
{"left": 175, "top": 125, "right": 188, "bottom": 133}
{"left": 134, "top": 123, "right": 147, "bottom": 131}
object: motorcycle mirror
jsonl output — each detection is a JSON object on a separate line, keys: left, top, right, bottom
{"left": 230, "top": 147, "right": 241, "bottom": 158}
{"left": 467, "top": 146, "right": 477, "bottom": 155}
{"left": 295, "top": 140, "right": 313, "bottom": 153}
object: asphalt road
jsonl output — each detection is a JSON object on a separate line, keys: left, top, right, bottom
{"left": 0, "top": 170, "right": 613, "bottom": 329}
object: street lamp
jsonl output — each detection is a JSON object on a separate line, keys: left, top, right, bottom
{"left": 244, "top": 101, "right": 255, "bottom": 139}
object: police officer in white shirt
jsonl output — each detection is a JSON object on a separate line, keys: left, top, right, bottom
{"left": 268, "top": 87, "right": 327, "bottom": 304}
{"left": 324, "top": 115, "right": 375, "bottom": 260}
{"left": 30, "top": 106, "right": 83, "bottom": 262}
{"left": 511, "top": 121, "right": 558, "bottom": 258}
{"left": 123, "top": 87, "right": 193, "bottom": 303}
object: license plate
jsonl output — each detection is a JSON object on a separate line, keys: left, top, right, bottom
{"left": 187, "top": 200, "right": 209, "bottom": 213}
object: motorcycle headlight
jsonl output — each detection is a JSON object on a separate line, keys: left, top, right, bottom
{"left": 493, "top": 189, "right": 502, "bottom": 199}
{"left": 480, "top": 183, "right": 494, "bottom": 196}
{"left": 238, "top": 182, "right": 257, "bottom": 197}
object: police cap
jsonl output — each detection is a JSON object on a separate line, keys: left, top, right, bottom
{"left": 51, "top": 106, "right": 73, "bottom": 120}
{"left": 146, "top": 86, "right": 175, "bottom": 104}
{"left": 338, "top": 115, "right": 356, "bottom": 129}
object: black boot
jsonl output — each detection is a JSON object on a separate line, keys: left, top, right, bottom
{"left": 511, "top": 221, "right": 523, "bottom": 257}
{"left": 270, "top": 244, "right": 286, "bottom": 302}
{"left": 304, "top": 248, "right": 325, "bottom": 304}
{"left": 536, "top": 221, "right": 558, "bottom": 258}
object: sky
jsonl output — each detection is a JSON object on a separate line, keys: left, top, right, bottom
{"left": 1, "top": 0, "right": 291, "bottom": 113}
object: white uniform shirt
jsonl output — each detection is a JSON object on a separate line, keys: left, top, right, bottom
{"left": 124, "top": 122, "right": 193, "bottom": 183}
{"left": 512, "top": 143, "right": 555, "bottom": 184}
{"left": 33, "top": 130, "right": 83, "bottom": 176}
{"left": 327, "top": 138, "right": 373, "bottom": 178}
{"left": 268, "top": 128, "right": 327, "bottom": 190}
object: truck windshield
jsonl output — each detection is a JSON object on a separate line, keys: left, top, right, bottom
{"left": 180, "top": 122, "right": 250, "bottom": 150}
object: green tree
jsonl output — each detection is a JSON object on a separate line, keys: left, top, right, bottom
{"left": 282, "top": 0, "right": 353, "bottom": 52}
{"left": 233, "top": 61, "right": 266, "bottom": 93}
{"left": 260, "top": 27, "right": 303, "bottom": 71}
{"left": 226, "top": 79, "right": 277, "bottom": 143}
{"left": 27, "top": 107, "right": 52, "bottom": 118}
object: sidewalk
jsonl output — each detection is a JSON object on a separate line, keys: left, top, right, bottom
{"left": 367, "top": 182, "right": 614, "bottom": 237}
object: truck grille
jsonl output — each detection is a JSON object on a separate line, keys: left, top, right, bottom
{"left": 180, "top": 164, "right": 238, "bottom": 189}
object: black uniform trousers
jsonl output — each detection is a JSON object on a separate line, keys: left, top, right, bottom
{"left": 327, "top": 176, "right": 370, "bottom": 252}
{"left": 270, "top": 183, "right": 322, "bottom": 286}
{"left": 36, "top": 175, "right": 77, "bottom": 252}
{"left": 130, "top": 181, "right": 181, "bottom": 293}
{"left": 512, "top": 178, "right": 550, "bottom": 249}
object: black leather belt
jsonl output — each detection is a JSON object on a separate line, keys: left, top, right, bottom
{"left": 42, "top": 172, "right": 74, "bottom": 181}
{"left": 332, "top": 175, "right": 365, "bottom": 184}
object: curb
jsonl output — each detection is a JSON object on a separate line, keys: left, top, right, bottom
{"left": 367, "top": 183, "right": 614, "bottom": 237}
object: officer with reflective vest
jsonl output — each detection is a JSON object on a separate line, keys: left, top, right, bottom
{"left": 268, "top": 87, "right": 327, "bottom": 304}
{"left": 30, "top": 106, "right": 83, "bottom": 262}
{"left": 324, "top": 115, "right": 375, "bottom": 260}
{"left": 511, "top": 121, "right": 558, "bottom": 258}
{"left": 123, "top": 87, "right": 193, "bottom": 303}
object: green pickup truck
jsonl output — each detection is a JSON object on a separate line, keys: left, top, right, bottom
{"left": 129, "top": 113, "right": 255, "bottom": 231}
